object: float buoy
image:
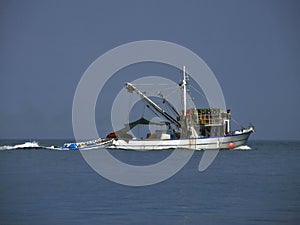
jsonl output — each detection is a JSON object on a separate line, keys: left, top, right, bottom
{"left": 229, "top": 142, "right": 235, "bottom": 149}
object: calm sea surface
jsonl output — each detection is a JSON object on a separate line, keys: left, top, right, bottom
{"left": 0, "top": 140, "right": 299, "bottom": 225}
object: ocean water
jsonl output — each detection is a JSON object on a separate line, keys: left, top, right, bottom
{"left": 0, "top": 140, "right": 299, "bottom": 225}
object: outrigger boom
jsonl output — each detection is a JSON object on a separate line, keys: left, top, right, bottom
{"left": 125, "top": 82, "right": 181, "bottom": 128}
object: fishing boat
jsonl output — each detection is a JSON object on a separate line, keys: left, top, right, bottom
{"left": 109, "top": 66, "right": 254, "bottom": 150}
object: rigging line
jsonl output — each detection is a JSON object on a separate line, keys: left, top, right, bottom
{"left": 142, "top": 102, "right": 146, "bottom": 117}
{"left": 231, "top": 117, "right": 243, "bottom": 128}
{"left": 162, "top": 97, "right": 180, "bottom": 117}
{"left": 145, "top": 87, "right": 179, "bottom": 95}
{"left": 146, "top": 102, "right": 162, "bottom": 118}
{"left": 144, "top": 102, "right": 170, "bottom": 128}
{"left": 132, "top": 83, "right": 177, "bottom": 88}
{"left": 162, "top": 99, "right": 175, "bottom": 117}
{"left": 190, "top": 85, "right": 206, "bottom": 100}
{"left": 189, "top": 84, "right": 219, "bottom": 107}
{"left": 162, "top": 87, "right": 181, "bottom": 99}
{"left": 157, "top": 90, "right": 180, "bottom": 117}
{"left": 132, "top": 83, "right": 172, "bottom": 86}
{"left": 128, "top": 93, "right": 132, "bottom": 117}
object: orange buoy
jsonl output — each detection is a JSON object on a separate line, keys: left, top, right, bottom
{"left": 229, "top": 142, "right": 235, "bottom": 149}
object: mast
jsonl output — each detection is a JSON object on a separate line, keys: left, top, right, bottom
{"left": 125, "top": 82, "right": 181, "bottom": 128}
{"left": 181, "top": 66, "right": 189, "bottom": 137}
{"left": 183, "top": 66, "right": 187, "bottom": 117}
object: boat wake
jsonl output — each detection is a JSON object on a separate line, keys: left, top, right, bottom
{"left": 0, "top": 141, "right": 62, "bottom": 151}
{"left": 0, "top": 141, "right": 40, "bottom": 150}
{"left": 0, "top": 140, "right": 111, "bottom": 151}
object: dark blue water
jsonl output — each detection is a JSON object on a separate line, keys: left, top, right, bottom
{"left": 0, "top": 140, "right": 299, "bottom": 225}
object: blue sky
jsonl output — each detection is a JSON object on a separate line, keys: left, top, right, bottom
{"left": 0, "top": 0, "right": 299, "bottom": 140}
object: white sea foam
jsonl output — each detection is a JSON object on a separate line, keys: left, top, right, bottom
{"left": 234, "top": 145, "right": 251, "bottom": 150}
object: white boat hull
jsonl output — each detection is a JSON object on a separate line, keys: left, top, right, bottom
{"left": 110, "top": 130, "right": 253, "bottom": 150}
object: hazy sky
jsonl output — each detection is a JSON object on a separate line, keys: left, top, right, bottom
{"left": 1, "top": 0, "right": 299, "bottom": 140}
